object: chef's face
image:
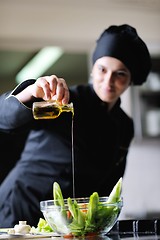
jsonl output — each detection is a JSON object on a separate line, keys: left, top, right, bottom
{"left": 91, "top": 56, "right": 131, "bottom": 109}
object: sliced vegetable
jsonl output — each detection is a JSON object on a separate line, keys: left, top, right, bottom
{"left": 53, "top": 182, "right": 65, "bottom": 207}
{"left": 107, "top": 177, "right": 122, "bottom": 204}
{"left": 67, "top": 198, "right": 86, "bottom": 236}
{"left": 85, "top": 192, "right": 99, "bottom": 233}
{"left": 34, "top": 218, "right": 53, "bottom": 233}
{"left": 53, "top": 182, "right": 67, "bottom": 218}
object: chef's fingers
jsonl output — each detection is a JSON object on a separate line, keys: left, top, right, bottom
{"left": 35, "top": 75, "right": 69, "bottom": 103}
{"left": 35, "top": 76, "right": 52, "bottom": 100}
{"left": 55, "top": 78, "right": 69, "bottom": 104}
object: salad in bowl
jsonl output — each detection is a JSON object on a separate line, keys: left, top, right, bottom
{"left": 40, "top": 178, "right": 123, "bottom": 237}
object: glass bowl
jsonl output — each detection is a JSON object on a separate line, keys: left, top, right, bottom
{"left": 40, "top": 196, "right": 123, "bottom": 237}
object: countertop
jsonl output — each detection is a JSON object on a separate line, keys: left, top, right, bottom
{"left": 0, "top": 233, "right": 160, "bottom": 240}
{"left": 1, "top": 220, "right": 160, "bottom": 240}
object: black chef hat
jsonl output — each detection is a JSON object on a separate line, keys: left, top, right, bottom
{"left": 92, "top": 24, "right": 152, "bottom": 85}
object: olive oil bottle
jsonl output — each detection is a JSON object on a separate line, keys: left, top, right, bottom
{"left": 32, "top": 101, "right": 74, "bottom": 119}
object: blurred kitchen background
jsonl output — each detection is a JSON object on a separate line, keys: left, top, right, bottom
{"left": 0, "top": 0, "right": 160, "bottom": 220}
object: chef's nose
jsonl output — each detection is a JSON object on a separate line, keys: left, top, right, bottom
{"left": 104, "top": 71, "right": 115, "bottom": 85}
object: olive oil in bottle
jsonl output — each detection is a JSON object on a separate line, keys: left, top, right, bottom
{"left": 32, "top": 101, "right": 74, "bottom": 119}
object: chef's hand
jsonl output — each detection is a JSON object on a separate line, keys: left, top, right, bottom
{"left": 16, "top": 75, "right": 70, "bottom": 105}
{"left": 32, "top": 75, "right": 69, "bottom": 104}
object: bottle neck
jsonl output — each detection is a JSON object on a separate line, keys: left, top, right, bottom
{"left": 62, "top": 103, "right": 74, "bottom": 116}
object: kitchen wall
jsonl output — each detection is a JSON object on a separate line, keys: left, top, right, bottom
{"left": 120, "top": 77, "right": 160, "bottom": 220}
{"left": 120, "top": 138, "right": 160, "bottom": 220}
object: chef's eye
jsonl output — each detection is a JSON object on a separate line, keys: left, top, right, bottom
{"left": 98, "top": 65, "right": 106, "bottom": 73}
{"left": 117, "top": 71, "right": 128, "bottom": 77}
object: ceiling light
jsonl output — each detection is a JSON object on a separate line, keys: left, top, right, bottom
{"left": 16, "top": 46, "right": 63, "bottom": 84}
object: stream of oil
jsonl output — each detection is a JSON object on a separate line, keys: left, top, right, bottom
{"left": 71, "top": 117, "right": 75, "bottom": 198}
